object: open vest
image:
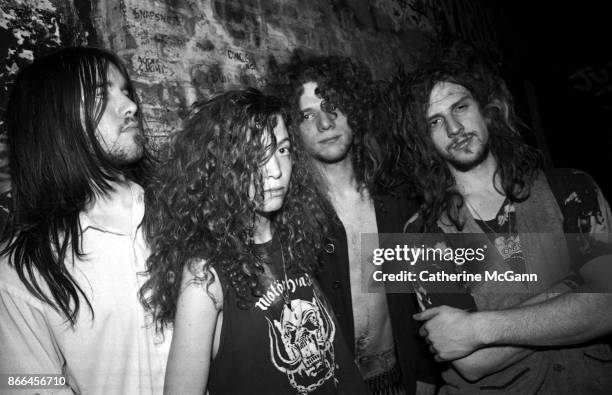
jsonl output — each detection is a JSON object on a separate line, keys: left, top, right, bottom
{"left": 436, "top": 171, "right": 612, "bottom": 394}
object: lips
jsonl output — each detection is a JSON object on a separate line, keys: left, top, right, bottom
{"left": 318, "top": 135, "right": 341, "bottom": 144}
{"left": 264, "top": 187, "right": 285, "bottom": 197}
{"left": 450, "top": 135, "right": 473, "bottom": 151}
{"left": 122, "top": 123, "right": 140, "bottom": 133}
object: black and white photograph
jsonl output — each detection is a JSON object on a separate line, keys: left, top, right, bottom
{"left": 1, "top": 1, "right": 611, "bottom": 394}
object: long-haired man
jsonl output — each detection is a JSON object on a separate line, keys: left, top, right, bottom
{"left": 401, "top": 41, "right": 612, "bottom": 394}
{"left": 0, "top": 47, "right": 169, "bottom": 394}
{"left": 277, "top": 55, "right": 438, "bottom": 395}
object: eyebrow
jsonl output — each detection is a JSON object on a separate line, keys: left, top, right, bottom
{"left": 427, "top": 93, "right": 472, "bottom": 120}
{"left": 276, "top": 137, "right": 290, "bottom": 145}
{"left": 451, "top": 94, "right": 472, "bottom": 108}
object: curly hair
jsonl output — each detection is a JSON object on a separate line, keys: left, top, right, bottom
{"left": 395, "top": 41, "right": 543, "bottom": 230}
{"left": 270, "top": 53, "right": 396, "bottom": 195}
{"left": 139, "top": 88, "right": 329, "bottom": 331}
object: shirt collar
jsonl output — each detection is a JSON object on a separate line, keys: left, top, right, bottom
{"left": 79, "top": 180, "right": 145, "bottom": 236}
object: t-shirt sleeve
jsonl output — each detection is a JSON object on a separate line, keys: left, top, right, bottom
{"left": 551, "top": 169, "right": 612, "bottom": 269}
{"left": 0, "top": 285, "right": 71, "bottom": 394}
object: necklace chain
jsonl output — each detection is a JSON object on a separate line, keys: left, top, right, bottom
{"left": 464, "top": 198, "right": 511, "bottom": 236}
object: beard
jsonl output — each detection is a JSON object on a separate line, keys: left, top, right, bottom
{"left": 105, "top": 133, "right": 146, "bottom": 166}
{"left": 445, "top": 136, "right": 491, "bottom": 173}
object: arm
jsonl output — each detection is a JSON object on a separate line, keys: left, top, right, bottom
{"left": 473, "top": 261, "right": 612, "bottom": 348}
{"left": 482, "top": 170, "right": 612, "bottom": 345}
{"left": 416, "top": 281, "right": 574, "bottom": 380}
{"left": 164, "top": 263, "right": 222, "bottom": 395}
{"left": 0, "top": 286, "right": 74, "bottom": 394}
{"left": 416, "top": 173, "right": 612, "bottom": 365}
{"left": 415, "top": 256, "right": 612, "bottom": 363}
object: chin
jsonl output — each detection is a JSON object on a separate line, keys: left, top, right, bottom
{"left": 449, "top": 154, "right": 489, "bottom": 172}
{"left": 447, "top": 144, "right": 490, "bottom": 172}
{"left": 109, "top": 148, "right": 144, "bottom": 166}
{"left": 259, "top": 199, "right": 285, "bottom": 214}
{"left": 316, "top": 148, "right": 351, "bottom": 164}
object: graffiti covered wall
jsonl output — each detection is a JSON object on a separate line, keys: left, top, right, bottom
{"left": 90, "top": 0, "right": 435, "bottom": 150}
{"left": 1, "top": 0, "right": 511, "bottom": 191}
{"left": 0, "top": 0, "right": 440, "bottom": 191}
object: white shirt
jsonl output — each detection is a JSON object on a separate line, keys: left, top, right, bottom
{"left": 0, "top": 181, "right": 170, "bottom": 394}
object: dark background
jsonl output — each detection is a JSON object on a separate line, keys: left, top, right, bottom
{"left": 498, "top": 1, "right": 612, "bottom": 198}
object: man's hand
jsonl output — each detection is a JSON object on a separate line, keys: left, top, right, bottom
{"left": 414, "top": 306, "right": 485, "bottom": 362}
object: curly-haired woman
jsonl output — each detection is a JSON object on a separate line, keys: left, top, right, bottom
{"left": 139, "top": 89, "right": 368, "bottom": 394}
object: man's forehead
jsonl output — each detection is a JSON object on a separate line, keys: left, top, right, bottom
{"left": 298, "top": 81, "right": 321, "bottom": 109}
{"left": 427, "top": 81, "right": 471, "bottom": 114}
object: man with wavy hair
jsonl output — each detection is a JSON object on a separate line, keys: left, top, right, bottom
{"left": 0, "top": 47, "right": 169, "bottom": 394}
{"left": 402, "top": 41, "right": 612, "bottom": 394}
{"left": 279, "top": 55, "right": 437, "bottom": 395}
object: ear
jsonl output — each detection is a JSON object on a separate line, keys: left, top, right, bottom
{"left": 484, "top": 98, "right": 507, "bottom": 124}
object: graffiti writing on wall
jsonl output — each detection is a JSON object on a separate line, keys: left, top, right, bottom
{"left": 570, "top": 59, "right": 612, "bottom": 111}
{"left": 227, "top": 49, "right": 256, "bottom": 69}
{"left": 130, "top": 7, "right": 181, "bottom": 26}
{"left": 136, "top": 56, "right": 176, "bottom": 77}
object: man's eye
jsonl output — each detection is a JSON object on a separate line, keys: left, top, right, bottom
{"left": 455, "top": 103, "right": 468, "bottom": 112}
{"left": 302, "top": 112, "right": 314, "bottom": 120}
{"left": 429, "top": 118, "right": 442, "bottom": 128}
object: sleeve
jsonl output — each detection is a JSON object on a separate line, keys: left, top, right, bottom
{"left": 554, "top": 169, "right": 612, "bottom": 270}
{"left": 0, "top": 286, "right": 72, "bottom": 394}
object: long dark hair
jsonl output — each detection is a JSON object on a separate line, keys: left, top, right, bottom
{"left": 272, "top": 54, "right": 395, "bottom": 195}
{"left": 140, "top": 89, "right": 329, "bottom": 331}
{"left": 396, "top": 42, "right": 543, "bottom": 230}
{"left": 2, "top": 46, "right": 151, "bottom": 325}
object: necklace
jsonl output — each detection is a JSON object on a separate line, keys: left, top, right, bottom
{"left": 464, "top": 198, "right": 512, "bottom": 236}
{"left": 277, "top": 236, "right": 292, "bottom": 309}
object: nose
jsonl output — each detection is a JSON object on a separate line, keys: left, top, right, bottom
{"left": 445, "top": 114, "right": 463, "bottom": 136}
{"left": 120, "top": 92, "right": 138, "bottom": 118}
{"left": 263, "top": 153, "right": 282, "bottom": 179}
{"left": 316, "top": 110, "right": 336, "bottom": 131}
